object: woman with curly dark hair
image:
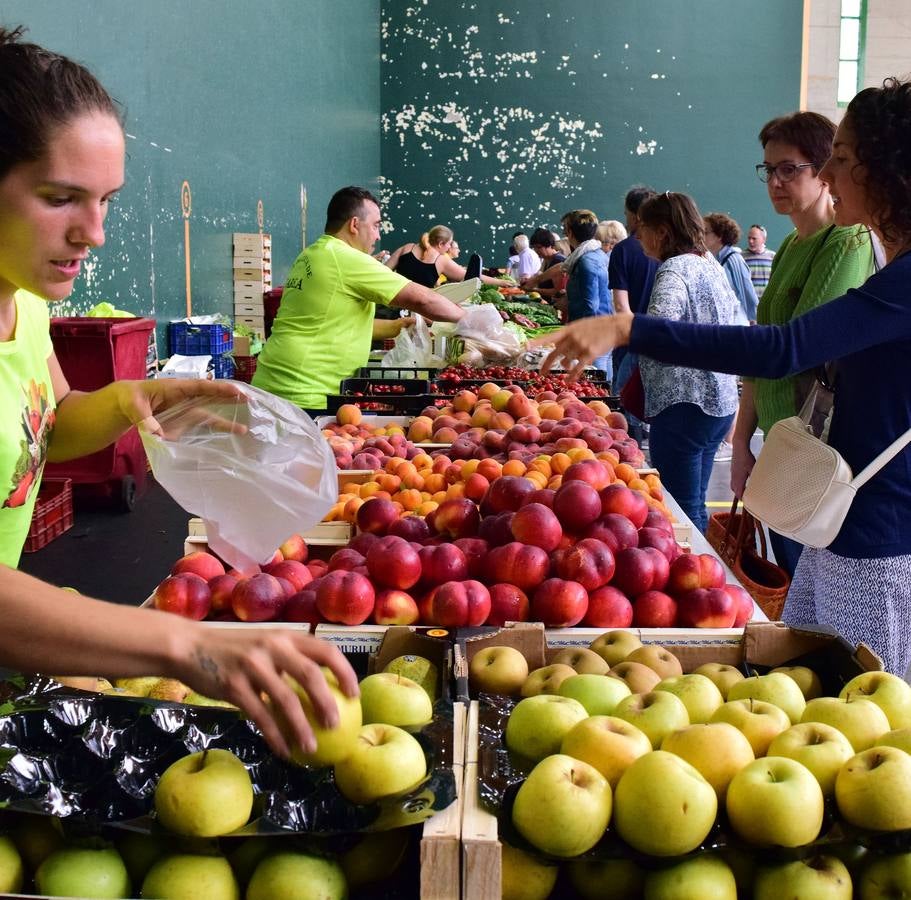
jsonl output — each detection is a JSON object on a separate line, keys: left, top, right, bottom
{"left": 534, "top": 78, "right": 911, "bottom": 675}
{"left": 703, "top": 212, "right": 758, "bottom": 324}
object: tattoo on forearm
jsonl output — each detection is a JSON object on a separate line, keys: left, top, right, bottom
{"left": 196, "top": 651, "right": 221, "bottom": 684}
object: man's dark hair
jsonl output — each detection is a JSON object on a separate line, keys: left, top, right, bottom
{"left": 529, "top": 228, "right": 556, "bottom": 249}
{"left": 624, "top": 186, "right": 657, "bottom": 215}
{"left": 325, "top": 186, "right": 379, "bottom": 233}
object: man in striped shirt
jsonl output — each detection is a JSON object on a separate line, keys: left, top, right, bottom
{"left": 742, "top": 224, "right": 775, "bottom": 298}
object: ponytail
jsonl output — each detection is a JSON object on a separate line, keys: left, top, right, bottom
{"left": 418, "top": 232, "right": 432, "bottom": 251}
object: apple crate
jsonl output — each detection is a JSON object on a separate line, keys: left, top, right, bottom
{"left": 459, "top": 621, "right": 883, "bottom": 899}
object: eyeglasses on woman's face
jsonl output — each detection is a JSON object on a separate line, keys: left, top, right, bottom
{"left": 755, "top": 162, "right": 816, "bottom": 184}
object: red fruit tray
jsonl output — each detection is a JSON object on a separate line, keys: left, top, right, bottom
{"left": 23, "top": 477, "right": 74, "bottom": 553}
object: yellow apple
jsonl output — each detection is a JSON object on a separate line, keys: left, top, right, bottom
{"left": 560, "top": 715, "right": 651, "bottom": 788}
{"left": 754, "top": 855, "right": 852, "bottom": 900}
{"left": 589, "top": 629, "right": 642, "bottom": 666}
{"left": 644, "top": 853, "right": 737, "bottom": 899}
{"left": 661, "top": 723, "right": 755, "bottom": 802}
{"left": 614, "top": 691, "right": 690, "bottom": 749}
{"left": 333, "top": 723, "right": 427, "bottom": 804}
{"left": 154, "top": 749, "right": 253, "bottom": 837}
{"left": 501, "top": 842, "right": 559, "bottom": 900}
{"left": 247, "top": 851, "right": 346, "bottom": 900}
{"left": 710, "top": 698, "right": 791, "bottom": 757}
{"left": 840, "top": 670, "right": 911, "bottom": 730}
{"left": 692, "top": 662, "right": 745, "bottom": 700}
{"left": 520, "top": 663, "right": 577, "bottom": 697}
{"left": 358, "top": 673, "right": 433, "bottom": 728}
{"left": 655, "top": 674, "right": 724, "bottom": 724}
{"left": 506, "top": 694, "right": 589, "bottom": 762}
{"left": 801, "top": 696, "right": 891, "bottom": 751}
{"left": 835, "top": 746, "right": 911, "bottom": 831}
{"left": 0, "top": 835, "right": 24, "bottom": 894}
{"left": 142, "top": 853, "right": 240, "bottom": 900}
{"left": 767, "top": 722, "right": 855, "bottom": 795}
{"left": 551, "top": 647, "right": 610, "bottom": 675}
{"left": 625, "top": 645, "right": 683, "bottom": 679}
{"left": 468, "top": 646, "right": 529, "bottom": 696}
{"left": 727, "top": 672, "right": 807, "bottom": 724}
{"left": 770, "top": 665, "right": 823, "bottom": 700}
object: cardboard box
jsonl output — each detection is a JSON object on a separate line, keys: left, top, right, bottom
{"left": 459, "top": 620, "right": 882, "bottom": 897}
{"left": 235, "top": 315, "right": 266, "bottom": 334}
{"left": 453, "top": 620, "right": 882, "bottom": 703}
{"left": 233, "top": 280, "right": 269, "bottom": 293}
{"left": 233, "top": 255, "right": 272, "bottom": 270}
{"left": 233, "top": 267, "right": 272, "bottom": 283}
{"left": 233, "top": 288, "right": 264, "bottom": 304}
{"left": 234, "top": 302, "right": 265, "bottom": 317}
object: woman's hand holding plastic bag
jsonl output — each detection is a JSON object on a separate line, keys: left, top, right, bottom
{"left": 140, "top": 382, "right": 337, "bottom": 572}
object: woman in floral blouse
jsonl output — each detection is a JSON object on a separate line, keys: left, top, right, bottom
{"left": 635, "top": 193, "right": 740, "bottom": 531}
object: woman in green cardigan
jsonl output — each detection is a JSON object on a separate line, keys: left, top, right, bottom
{"left": 730, "top": 111, "right": 874, "bottom": 576}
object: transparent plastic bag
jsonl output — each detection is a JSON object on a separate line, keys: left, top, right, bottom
{"left": 381, "top": 316, "right": 443, "bottom": 368}
{"left": 140, "top": 383, "right": 336, "bottom": 570}
{"left": 454, "top": 303, "right": 524, "bottom": 363}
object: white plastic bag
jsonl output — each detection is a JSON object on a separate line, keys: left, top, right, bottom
{"left": 381, "top": 316, "right": 444, "bottom": 368}
{"left": 140, "top": 383, "right": 336, "bottom": 571}
{"left": 453, "top": 303, "right": 524, "bottom": 363}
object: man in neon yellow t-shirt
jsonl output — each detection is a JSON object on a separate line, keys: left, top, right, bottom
{"left": 253, "top": 186, "right": 464, "bottom": 408}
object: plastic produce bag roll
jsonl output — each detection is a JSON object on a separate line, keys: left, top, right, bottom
{"left": 140, "top": 382, "right": 336, "bottom": 571}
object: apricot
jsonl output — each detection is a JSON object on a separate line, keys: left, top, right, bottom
{"left": 396, "top": 489, "right": 423, "bottom": 511}
{"left": 614, "top": 463, "right": 637, "bottom": 484}
{"left": 550, "top": 452, "right": 573, "bottom": 474}
{"left": 359, "top": 482, "right": 383, "bottom": 499}
{"left": 476, "top": 459, "right": 502, "bottom": 481}
{"left": 336, "top": 404, "right": 362, "bottom": 426}
{"left": 547, "top": 475, "right": 564, "bottom": 490}
{"left": 460, "top": 459, "right": 481, "bottom": 479}
{"left": 501, "top": 459, "right": 527, "bottom": 477}
{"left": 446, "top": 483, "right": 467, "bottom": 500}
{"left": 418, "top": 500, "right": 439, "bottom": 516}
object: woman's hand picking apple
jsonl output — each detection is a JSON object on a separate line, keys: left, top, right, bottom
{"left": 178, "top": 627, "right": 360, "bottom": 759}
{"left": 528, "top": 313, "right": 635, "bottom": 380}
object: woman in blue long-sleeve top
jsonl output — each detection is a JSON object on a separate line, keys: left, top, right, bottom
{"left": 532, "top": 78, "right": 911, "bottom": 676}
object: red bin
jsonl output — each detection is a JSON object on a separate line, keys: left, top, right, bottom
{"left": 44, "top": 317, "right": 157, "bottom": 511}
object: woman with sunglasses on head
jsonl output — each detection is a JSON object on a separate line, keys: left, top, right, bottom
{"left": 533, "top": 79, "right": 911, "bottom": 676}
{"left": 729, "top": 112, "right": 874, "bottom": 576}
{"left": 0, "top": 26, "right": 357, "bottom": 758}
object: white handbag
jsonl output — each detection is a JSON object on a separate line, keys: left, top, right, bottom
{"left": 742, "top": 415, "right": 911, "bottom": 549}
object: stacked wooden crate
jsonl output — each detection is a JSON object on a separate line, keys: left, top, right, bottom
{"left": 233, "top": 232, "right": 271, "bottom": 337}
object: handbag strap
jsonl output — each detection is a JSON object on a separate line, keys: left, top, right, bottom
{"left": 852, "top": 426, "right": 911, "bottom": 490}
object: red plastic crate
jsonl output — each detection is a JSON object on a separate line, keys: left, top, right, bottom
{"left": 264, "top": 288, "right": 283, "bottom": 338}
{"left": 23, "top": 478, "right": 74, "bottom": 553}
{"left": 233, "top": 355, "right": 258, "bottom": 383}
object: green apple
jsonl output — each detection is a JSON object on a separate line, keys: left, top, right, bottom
{"left": 840, "top": 670, "right": 911, "bottom": 730}
{"left": 727, "top": 672, "right": 807, "bottom": 724}
{"left": 247, "top": 851, "right": 346, "bottom": 900}
{"left": 226, "top": 838, "right": 271, "bottom": 887}
{"left": 560, "top": 715, "right": 652, "bottom": 788}
{"left": 558, "top": 673, "right": 631, "bottom": 716}
{"left": 876, "top": 727, "right": 911, "bottom": 753}
{"left": 0, "top": 835, "right": 24, "bottom": 894}
{"left": 754, "top": 855, "right": 852, "bottom": 900}
{"left": 358, "top": 672, "right": 433, "bottom": 727}
{"left": 275, "top": 669, "right": 363, "bottom": 766}
{"left": 154, "top": 749, "right": 253, "bottom": 837}
{"left": 333, "top": 723, "right": 427, "bottom": 804}
{"left": 468, "top": 646, "right": 529, "bottom": 696}
{"left": 501, "top": 841, "right": 559, "bottom": 900}
{"left": 644, "top": 853, "right": 737, "bottom": 900}
{"left": 661, "top": 723, "right": 755, "bottom": 803}
{"left": 767, "top": 722, "right": 855, "bottom": 795}
{"left": 836, "top": 745, "right": 911, "bottom": 831}
{"left": 568, "top": 858, "right": 645, "bottom": 899}
{"left": 692, "top": 662, "right": 745, "bottom": 700}
{"left": 606, "top": 660, "right": 661, "bottom": 694}
{"left": 613, "top": 690, "right": 690, "bottom": 749}
{"left": 511, "top": 754, "right": 611, "bottom": 858}
{"left": 506, "top": 694, "right": 589, "bottom": 761}
{"left": 183, "top": 691, "right": 237, "bottom": 709}
{"left": 625, "top": 644, "right": 683, "bottom": 679}
{"left": 726, "top": 756, "right": 824, "bottom": 846}
{"left": 141, "top": 852, "right": 239, "bottom": 899}
{"left": 614, "top": 750, "right": 717, "bottom": 856}
{"left": 520, "top": 663, "right": 577, "bottom": 697}
{"left": 35, "top": 846, "right": 130, "bottom": 899}
{"left": 858, "top": 852, "right": 911, "bottom": 899}
{"left": 113, "top": 675, "right": 162, "bottom": 697}
{"left": 770, "top": 665, "right": 823, "bottom": 700}
{"left": 801, "top": 696, "right": 891, "bottom": 751}
{"left": 10, "top": 814, "right": 63, "bottom": 870}
{"left": 655, "top": 674, "right": 724, "bottom": 724}
{"left": 339, "top": 828, "right": 410, "bottom": 890}
{"left": 709, "top": 698, "right": 791, "bottom": 756}
{"left": 116, "top": 831, "right": 172, "bottom": 885}
{"left": 551, "top": 647, "right": 610, "bottom": 675}
{"left": 589, "top": 629, "right": 642, "bottom": 666}
{"left": 382, "top": 653, "right": 439, "bottom": 700}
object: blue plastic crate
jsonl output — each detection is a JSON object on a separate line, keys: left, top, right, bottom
{"left": 168, "top": 322, "right": 233, "bottom": 356}
{"left": 211, "top": 355, "right": 234, "bottom": 379}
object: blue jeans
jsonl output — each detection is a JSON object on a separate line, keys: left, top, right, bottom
{"left": 768, "top": 529, "right": 803, "bottom": 578}
{"left": 648, "top": 402, "right": 735, "bottom": 533}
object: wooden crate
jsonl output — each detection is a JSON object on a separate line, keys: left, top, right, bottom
{"left": 184, "top": 520, "right": 351, "bottom": 561}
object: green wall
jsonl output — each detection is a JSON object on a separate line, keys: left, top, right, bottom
{"left": 0, "top": 0, "right": 381, "bottom": 334}
{"left": 379, "top": 2, "right": 805, "bottom": 261}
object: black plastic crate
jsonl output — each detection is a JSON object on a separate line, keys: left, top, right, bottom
{"left": 168, "top": 322, "right": 233, "bottom": 356}
{"left": 324, "top": 394, "right": 436, "bottom": 415}
{"left": 356, "top": 365, "right": 443, "bottom": 380}
{"left": 339, "top": 377, "right": 431, "bottom": 396}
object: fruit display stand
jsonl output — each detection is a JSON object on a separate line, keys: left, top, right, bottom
{"left": 0, "top": 628, "right": 465, "bottom": 900}
{"left": 185, "top": 518, "right": 352, "bottom": 561}
{"left": 458, "top": 621, "right": 883, "bottom": 899}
